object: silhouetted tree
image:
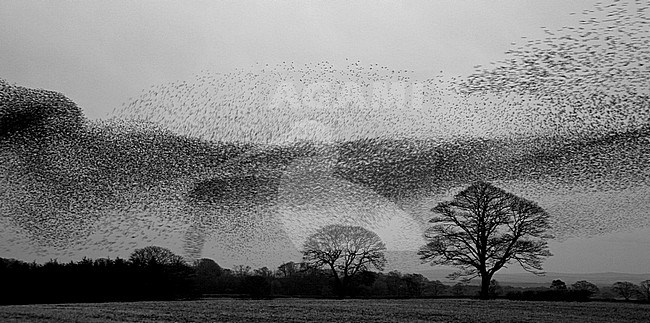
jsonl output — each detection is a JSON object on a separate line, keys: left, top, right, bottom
{"left": 129, "top": 246, "right": 185, "bottom": 267}
{"left": 128, "top": 246, "right": 192, "bottom": 299}
{"left": 419, "top": 182, "right": 553, "bottom": 299}
{"left": 302, "top": 224, "right": 386, "bottom": 297}
{"left": 232, "top": 265, "right": 252, "bottom": 277}
{"left": 254, "top": 266, "right": 274, "bottom": 278}
{"left": 612, "top": 281, "right": 640, "bottom": 301}
{"left": 551, "top": 279, "right": 567, "bottom": 290}
{"left": 639, "top": 280, "right": 650, "bottom": 303}
{"left": 571, "top": 280, "right": 599, "bottom": 296}
{"left": 193, "top": 258, "right": 222, "bottom": 293}
{"left": 277, "top": 261, "right": 300, "bottom": 277}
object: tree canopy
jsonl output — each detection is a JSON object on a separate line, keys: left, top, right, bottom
{"left": 129, "top": 246, "right": 186, "bottom": 267}
{"left": 612, "top": 281, "right": 640, "bottom": 301}
{"left": 419, "top": 181, "right": 553, "bottom": 299}
{"left": 639, "top": 280, "right": 650, "bottom": 303}
{"left": 302, "top": 224, "right": 386, "bottom": 297}
{"left": 571, "top": 280, "right": 599, "bottom": 295}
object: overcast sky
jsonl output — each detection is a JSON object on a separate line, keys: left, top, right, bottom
{"left": 1, "top": 0, "right": 601, "bottom": 119}
{"left": 2, "top": 0, "right": 649, "bottom": 274}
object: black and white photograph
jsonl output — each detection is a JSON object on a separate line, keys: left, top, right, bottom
{"left": 1, "top": 0, "right": 649, "bottom": 322}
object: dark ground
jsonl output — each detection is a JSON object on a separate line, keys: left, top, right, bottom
{"left": 0, "top": 298, "right": 648, "bottom": 322}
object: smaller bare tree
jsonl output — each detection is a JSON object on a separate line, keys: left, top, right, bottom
{"left": 302, "top": 224, "right": 386, "bottom": 297}
{"left": 254, "top": 266, "right": 274, "bottom": 278}
{"left": 277, "top": 261, "right": 300, "bottom": 277}
{"left": 571, "top": 280, "right": 599, "bottom": 297}
{"left": 612, "top": 281, "right": 640, "bottom": 301}
{"left": 550, "top": 279, "right": 567, "bottom": 291}
{"left": 232, "top": 265, "right": 252, "bottom": 277}
{"left": 639, "top": 280, "right": 650, "bottom": 303}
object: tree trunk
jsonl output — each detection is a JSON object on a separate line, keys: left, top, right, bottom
{"left": 331, "top": 273, "right": 345, "bottom": 298}
{"left": 340, "top": 276, "right": 350, "bottom": 298}
{"left": 480, "top": 274, "right": 491, "bottom": 300}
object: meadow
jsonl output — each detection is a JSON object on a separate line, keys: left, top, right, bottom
{"left": 0, "top": 298, "right": 648, "bottom": 323}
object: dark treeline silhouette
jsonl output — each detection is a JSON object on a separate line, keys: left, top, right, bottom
{"left": 0, "top": 246, "right": 453, "bottom": 304}
{"left": 0, "top": 248, "right": 195, "bottom": 304}
{"left": 504, "top": 279, "right": 650, "bottom": 303}
{"left": 2, "top": 247, "right": 648, "bottom": 305}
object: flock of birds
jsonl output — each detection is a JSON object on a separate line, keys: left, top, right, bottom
{"left": 1, "top": 0, "right": 649, "bottom": 268}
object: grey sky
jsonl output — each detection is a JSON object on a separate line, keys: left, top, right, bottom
{"left": 1, "top": 0, "right": 649, "bottom": 274}
{"left": 2, "top": 0, "right": 599, "bottom": 119}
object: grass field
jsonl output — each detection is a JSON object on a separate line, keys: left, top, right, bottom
{"left": 0, "top": 298, "right": 648, "bottom": 322}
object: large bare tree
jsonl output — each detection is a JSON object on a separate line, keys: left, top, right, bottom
{"left": 302, "top": 224, "right": 386, "bottom": 297}
{"left": 419, "top": 181, "right": 553, "bottom": 299}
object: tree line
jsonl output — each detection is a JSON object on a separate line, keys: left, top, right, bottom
{"left": 0, "top": 246, "right": 193, "bottom": 304}
{"left": 1, "top": 248, "right": 648, "bottom": 305}
{"left": 1, "top": 181, "right": 648, "bottom": 304}
{"left": 0, "top": 247, "right": 449, "bottom": 304}
{"left": 505, "top": 279, "right": 650, "bottom": 302}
